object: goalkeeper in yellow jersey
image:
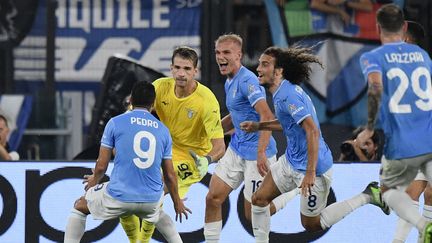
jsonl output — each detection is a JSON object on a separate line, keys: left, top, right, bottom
{"left": 120, "top": 46, "right": 226, "bottom": 243}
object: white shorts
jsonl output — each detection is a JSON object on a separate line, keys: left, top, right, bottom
{"left": 380, "top": 153, "right": 432, "bottom": 188}
{"left": 85, "top": 182, "right": 163, "bottom": 222}
{"left": 271, "top": 155, "right": 333, "bottom": 217}
{"left": 214, "top": 146, "right": 277, "bottom": 202}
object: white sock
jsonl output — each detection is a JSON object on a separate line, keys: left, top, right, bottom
{"left": 155, "top": 211, "right": 182, "bottom": 243}
{"left": 204, "top": 220, "right": 222, "bottom": 243}
{"left": 423, "top": 204, "right": 432, "bottom": 221}
{"left": 383, "top": 189, "right": 427, "bottom": 232}
{"left": 393, "top": 201, "right": 419, "bottom": 243}
{"left": 320, "top": 193, "right": 369, "bottom": 230}
{"left": 252, "top": 205, "right": 270, "bottom": 243}
{"left": 64, "top": 208, "right": 87, "bottom": 243}
{"left": 272, "top": 188, "right": 299, "bottom": 213}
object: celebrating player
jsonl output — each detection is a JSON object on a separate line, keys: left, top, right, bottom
{"left": 240, "top": 46, "right": 390, "bottom": 243}
{"left": 357, "top": 4, "right": 432, "bottom": 242}
{"left": 203, "top": 34, "right": 299, "bottom": 242}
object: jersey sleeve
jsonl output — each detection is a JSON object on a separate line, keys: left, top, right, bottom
{"left": 360, "top": 52, "right": 382, "bottom": 81}
{"left": 101, "top": 119, "right": 115, "bottom": 149}
{"left": 202, "top": 94, "right": 224, "bottom": 139}
{"left": 152, "top": 78, "right": 162, "bottom": 109}
{"left": 284, "top": 87, "right": 311, "bottom": 125}
{"left": 239, "top": 76, "right": 266, "bottom": 107}
{"left": 162, "top": 127, "right": 173, "bottom": 160}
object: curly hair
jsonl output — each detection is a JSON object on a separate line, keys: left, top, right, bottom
{"left": 263, "top": 45, "right": 323, "bottom": 85}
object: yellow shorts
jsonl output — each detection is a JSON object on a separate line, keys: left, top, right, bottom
{"left": 173, "top": 159, "right": 203, "bottom": 199}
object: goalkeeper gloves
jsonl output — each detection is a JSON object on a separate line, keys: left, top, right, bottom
{"left": 189, "top": 150, "right": 211, "bottom": 178}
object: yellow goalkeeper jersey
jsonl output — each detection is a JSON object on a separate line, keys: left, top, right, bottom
{"left": 153, "top": 77, "right": 224, "bottom": 161}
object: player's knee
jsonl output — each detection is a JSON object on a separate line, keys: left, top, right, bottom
{"left": 206, "top": 192, "right": 223, "bottom": 208}
{"left": 244, "top": 209, "right": 252, "bottom": 222}
{"left": 251, "top": 193, "right": 270, "bottom": 207}
{"left": 73, "top": 196, "right": 89, "bottom": 215}
{"left": 301, "top": 216, "right": 322, "bottom": 232}
{"left": 302, "top": 221, "right": 322, "bottom": 232}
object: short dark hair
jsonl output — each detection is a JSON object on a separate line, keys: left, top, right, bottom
{"left": 263, "top": 46, "right": 322, "bottom": 85}
{"left": 406, "top": 20, "right": 425, "bottom": 44}
{"left": 171, "top": 46, "right": 198, "bottom": 68}
{"left": 376, "top": 4, "right": 405, "bottom": 33}
{"left": 130, "top": 81, "right": 155, "bottom": 109}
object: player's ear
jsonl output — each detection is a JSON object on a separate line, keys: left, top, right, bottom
{"left": 402, "top": 21, "right": 408, "bottom": 33}
{"left": 376, "top": 23, "right": 381, "bottom": 36}
{"left": 275, "top": 67, "right": 283, "bottom": 78}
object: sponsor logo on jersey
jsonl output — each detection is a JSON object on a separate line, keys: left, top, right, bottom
{"left": 289, "top": 103, "right": 305, "bottom": 116}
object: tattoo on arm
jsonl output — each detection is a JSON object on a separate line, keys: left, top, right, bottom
{"left": 367, "top": 84, "right": 382, "bottom": 130}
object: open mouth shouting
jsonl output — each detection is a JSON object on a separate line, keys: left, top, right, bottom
{"left": 257, "top": 73, "right": 265, "bottom": 83}
{"left": 218, "top": 61, "right": 229, "bottom": 73}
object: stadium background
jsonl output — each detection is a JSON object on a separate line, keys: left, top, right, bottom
{"left": 0, "top": 0, "right": 432, "bottom": 242}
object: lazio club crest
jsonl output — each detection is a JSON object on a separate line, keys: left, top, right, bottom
{"left": 288, "top": 104, "right": 297, "bottom": 112}
{"left": 248, "top": 84, "right": 255, "bottom": 94}
{"left": 186, "top": 108, "right": 195, "bottom": 119}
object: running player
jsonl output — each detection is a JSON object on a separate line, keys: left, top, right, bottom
{"left": 357, "top": 4, "right": 432, "bottom": 242}
{"left": 203, "top": 34, "right": 299, "bottom": 242}
{"left": 240, "top": 46, "right": 389, "bottom": 243}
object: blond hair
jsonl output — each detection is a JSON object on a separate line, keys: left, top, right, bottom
{"left": 215, "top": 34, "right": 243, "bottom": 48}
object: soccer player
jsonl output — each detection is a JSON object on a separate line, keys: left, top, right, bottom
{"left": 203, "top": 34, "right": 299, "bottom": 242}
{"left": 357, "top": 4, "right": 432, "bottom": 242}
{"left": 120, "top": 46, "right": 226, "bottom": 242}
{"left": 64, "top": 81, "right": 190, "bottom": 243}
{"left": 391, "top": 20, "right": 432, "bottom": 243}
{"left": 240, "top": 46, "right": 389, "bottom": 243}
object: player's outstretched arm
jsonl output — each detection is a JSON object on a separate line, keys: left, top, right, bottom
{"left": 208, "top": 138, "right": 225, "bottom": 162}
{"left": 162, "top": 158, "right": 191, "bottom": 222}
{"left": 240, "top": 119, "right": 282, "bottom": 132}
{"left": 221, "top": 114, "right": 234, "bottom": 134}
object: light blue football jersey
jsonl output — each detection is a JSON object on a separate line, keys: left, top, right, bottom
{"left": 273, "top": 80, "right": 333, "bottom": 175}
{"left": 224, "top": 66, "right": 277, "bottom": 160}
{"left": 360, "top": 41, "right": 432, "bottom": 159}
{"left": 101, "top": 109, "right": 172, "bottom": 202}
